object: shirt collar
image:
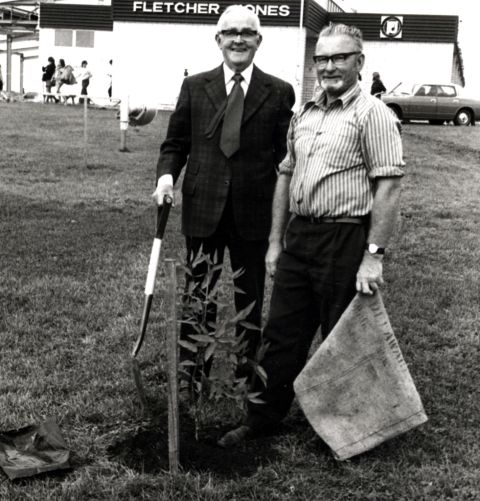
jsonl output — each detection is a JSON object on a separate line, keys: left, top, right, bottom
{"left": 304, "top": 82, "right": 361, "bottom": 113}
{"left": 223, "top": 63, "right": 253, "bottom": 87}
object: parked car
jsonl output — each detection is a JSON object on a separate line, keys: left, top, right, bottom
{"left": 380, "top": 83, "right": 479, "bottom": 125}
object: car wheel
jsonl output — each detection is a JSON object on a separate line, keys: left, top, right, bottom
{"left": 387, "top": 105, "right": 402, "bottom": 120}
{"left": 429, "top": 119, "right": 444, "bottom": 125}
{"left": 454, "top": 109, "right": 472, "bottom": 126}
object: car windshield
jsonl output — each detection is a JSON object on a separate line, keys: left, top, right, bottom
{"left": 388, "top": 82, "right": 415, "bottom": 96}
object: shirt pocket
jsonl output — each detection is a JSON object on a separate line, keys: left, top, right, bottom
{"left": 316, "top": 122, "right": 363, "bottom": 172}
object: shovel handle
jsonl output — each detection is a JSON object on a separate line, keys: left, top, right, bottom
{"left": 156, "top": 195, "right": 173, "bottom": 239}
{"left": 133, "top": 198, "right": 173, "bottom": 357}
{"left": 144, "top": 196, "right": 172, "bottom": 295}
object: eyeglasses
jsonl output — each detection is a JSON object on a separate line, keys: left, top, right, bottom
{"left": 218, "top": 29, "right": 259, "bottom": 40}
{"left": 313, "top": 51, "right": 361, "bottom": 67}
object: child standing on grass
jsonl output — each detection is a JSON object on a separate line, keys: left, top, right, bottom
{"left": 77, "top": 60, "right": 93, "bottom": 105}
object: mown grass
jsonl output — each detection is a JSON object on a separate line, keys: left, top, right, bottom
{"left": 0, "top": 103, "right": 479, "bottom": 500}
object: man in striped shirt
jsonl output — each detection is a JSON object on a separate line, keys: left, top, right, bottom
{"left": 219, "top": 23, "right": 405, "bottom": 447}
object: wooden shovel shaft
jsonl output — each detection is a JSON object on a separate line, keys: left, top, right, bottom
{"left": 132, "top": 196, "right": 173, "bottom": 358}
{"left": 131, "top": 196, "right": 173, "bottom": 414}
{"left": 165, "top": 259, "right": 179, "bottom": 474}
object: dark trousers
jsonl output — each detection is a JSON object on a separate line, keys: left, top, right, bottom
{"left": 180, "top": 195, "right": 268, "bottom": 378}
{"left": 247, "top": 217, "right": 367, "bottom": 429}
{"left": 79, "top": 79, "right": 90, "bottom": 104}
{"left": 44, "top": 80, "right": 57, "bottom": 103}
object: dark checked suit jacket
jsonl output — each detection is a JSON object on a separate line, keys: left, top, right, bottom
{"left": 156, "top": 64, "right": 295, "bottom": 240}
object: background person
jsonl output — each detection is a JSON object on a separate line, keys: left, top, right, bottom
{"left": 56, "top": 59, "right": 77, "bottom": 104}
{"left": 55, "top": 59, "right": 75, "bottom": 95}
{"left": 152, "top": 5, "right": 295, "bottom": 385}
{"left": 371, "top": 71, "right": 386, "bottom": 97}
{"left": 42, "top": 57, "right": 57, "bottom": 103}
{"left": 55, "top": 59, "right": 66, "bottom": 94}
{"left": 219, "top": 23, "right": 405, "bottom": 448}
{"left": 0, "top": 63, "right": 3, "bottom": 91}
{"left": 77, "top": 60, "right": 92, "bottom": 104}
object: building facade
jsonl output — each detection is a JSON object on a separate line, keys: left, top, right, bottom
{"left": 35, "top": 0, "right": 464, "bottom": 106}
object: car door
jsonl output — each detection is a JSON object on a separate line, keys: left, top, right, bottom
{"left": 436, "top": 85, "right": 459, "bottom": 120}
{"left": 408, "top": 85, "right": 438, "bottom": 119}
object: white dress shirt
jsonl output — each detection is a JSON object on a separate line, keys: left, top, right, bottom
{"left": 223, "top": 62, "right": 253, "bottom": 96}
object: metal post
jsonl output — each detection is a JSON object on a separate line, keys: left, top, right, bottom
{"left": 6, "top": 34, "right": 12, "bottom": 92}
{"left": 165, "top": 258, "right": 179, "bottom": 474}
{"left": 20, "top": 54, "right": 24, "bottom": 94}
{"left": 119, "top": 95, "right": 129, "bottom": 152}
{"left": 295, "top": 0, "right": 306, "bottom": 104}
{"left": 83, "top": 98, "right": 88, "bottom": 167}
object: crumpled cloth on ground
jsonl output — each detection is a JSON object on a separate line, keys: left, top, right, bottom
{"left": 0, "top": 418, "right": 70, "bottom": 479}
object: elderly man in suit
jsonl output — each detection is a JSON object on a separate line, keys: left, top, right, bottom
{"left": 152, "top": 5, "right": 295, "bottom": 385}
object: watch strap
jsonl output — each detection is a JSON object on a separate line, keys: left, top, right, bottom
{"left": 366, "top": 243, "right": 385, "bottom": 255}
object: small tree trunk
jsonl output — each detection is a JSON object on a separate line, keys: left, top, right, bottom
{"left": 165, "top": 259, "right": 179, "bottom": 474}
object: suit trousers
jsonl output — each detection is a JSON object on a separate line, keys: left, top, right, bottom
{"left": 180, "top": 193, "right": 268, "bottom": 379}
{"left": 247, "top": 217, "right": 367, "bottom": 430}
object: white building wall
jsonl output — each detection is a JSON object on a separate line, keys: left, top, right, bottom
{"left": 360, "top": 41, "right": 455, "bottom": 94}
{"left": 112, "top": 22, "right": 304, "bottom": 108}
{"left": 1, "top": 53, "right": 29, "bottom": 93}
{"left": 33, "top": 22, "right": 455, "bottom": 105}
{"left": 38, "top": 28, "right": 114, "bottom": 100}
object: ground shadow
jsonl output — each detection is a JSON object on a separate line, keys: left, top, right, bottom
{"left": 107, "top": 415, "right": 281, "bottom": 477}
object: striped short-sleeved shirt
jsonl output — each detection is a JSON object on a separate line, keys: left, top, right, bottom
{"left": 279, "top": 83, "right": 405, "bottom": 218}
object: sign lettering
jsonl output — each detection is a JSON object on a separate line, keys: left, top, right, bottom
{"left": 129, "top": 1, "right": 291, "bottom": 18}
{"left": 132, "top": 2, "right": 222, "bottom": 14}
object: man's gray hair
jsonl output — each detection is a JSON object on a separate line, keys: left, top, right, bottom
{"left": 318, "top": 23, "right": 363, "bottom": 51}
{"left": 216, "top": 5, "right": 262, "bottom": 33}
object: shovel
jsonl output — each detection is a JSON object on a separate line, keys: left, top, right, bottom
{"left": 131, "top": 195, "right": 172, "bottom": 412}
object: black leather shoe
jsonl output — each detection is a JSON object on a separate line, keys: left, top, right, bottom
{"left": 217, "top": 425, "right": 252, "bottom": 448}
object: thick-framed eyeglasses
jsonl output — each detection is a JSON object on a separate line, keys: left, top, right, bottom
{"left": 218, "top": 29, "right": 259, "bottom": 40}
{"left": 313, "top": 51, "right": 361, "bottom": 67}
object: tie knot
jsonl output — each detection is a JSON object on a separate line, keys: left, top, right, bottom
{"left": 233, "top": 73, "right": 243, "bottom": 83}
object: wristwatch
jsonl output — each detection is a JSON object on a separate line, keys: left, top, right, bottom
{"left": 366, "top": 243, "right": 385, "bottom": 255}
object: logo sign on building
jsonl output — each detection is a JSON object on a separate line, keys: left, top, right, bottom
{"left": 113, "top": 0, "right": 301, "bottom": 26}
{"left": 380, "top": 15, "right": 403, "bottom": 39}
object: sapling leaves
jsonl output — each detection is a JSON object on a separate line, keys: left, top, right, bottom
{"left": 177, "top": 249, "right": 268, "bottom": 439}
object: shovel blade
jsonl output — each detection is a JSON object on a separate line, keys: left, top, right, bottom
{"left": 131, "top": 357, "right": 149, "bottom": 414}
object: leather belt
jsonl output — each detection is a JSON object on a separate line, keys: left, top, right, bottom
{"left": 297, "top": 215, "right": 367, "bottom": 225}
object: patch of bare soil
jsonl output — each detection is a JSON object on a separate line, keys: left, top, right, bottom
{"left": 107, "top": 416, "right": 281, "bottom": 477}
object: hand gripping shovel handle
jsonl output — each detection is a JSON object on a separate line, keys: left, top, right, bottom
{"left": 132, "top": 195, "right": 173, "bottom": 357}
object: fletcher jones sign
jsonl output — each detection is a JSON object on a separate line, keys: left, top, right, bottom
{"left": 112, "top": 0, "right": 301, "bottom": 26}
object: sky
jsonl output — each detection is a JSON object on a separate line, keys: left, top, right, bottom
{"left": 349, "top": 0, "right": 480, "bottom": 93}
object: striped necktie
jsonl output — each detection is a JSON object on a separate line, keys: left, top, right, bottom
{"left": 220, "top": 73, "right": 244, "bottom": 158}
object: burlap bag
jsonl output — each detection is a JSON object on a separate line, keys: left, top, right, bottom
{"left": 294, "top": 292, "right": 427, "bottom": 460}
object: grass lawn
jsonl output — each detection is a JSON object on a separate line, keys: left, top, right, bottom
{"left": 0, "top": 102, "right": 479, "bottom": 500}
